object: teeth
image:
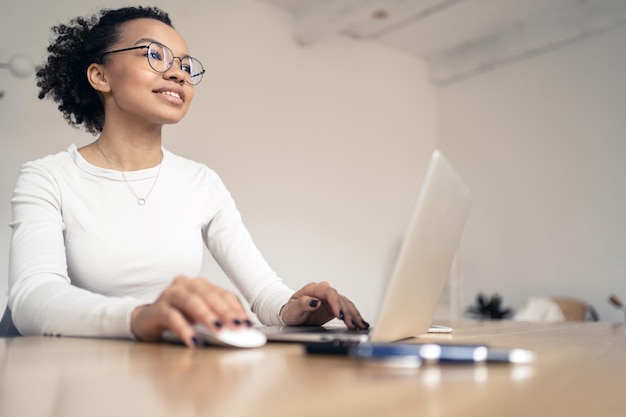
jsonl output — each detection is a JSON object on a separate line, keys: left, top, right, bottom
{"left": 160, "top": 91, "right": 181, "bottom": 100}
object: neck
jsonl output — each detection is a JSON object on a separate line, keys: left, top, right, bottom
{"left": 95, "top": 132, "right": 163, "bottom": 172}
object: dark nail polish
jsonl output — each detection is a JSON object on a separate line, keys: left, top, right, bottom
{"left": 339, "top": 310, "right": 345, "bottom": 321}
{"left": 232, "top": 319, "right": 242, "bottom": 326}
{"left": 214, "top": 321, "right": 223, "bottom": 329}
{"left": 192, "top": 337, "right": 203, "bottom": 347}
{"left": 309, "top": 299, "right": 319, "bottom": 308}
{"left": 362, "top": 320, "right": 370, "bottom": 329}
{"left": 244, "top": 319, "right": 253, "bottom": 327}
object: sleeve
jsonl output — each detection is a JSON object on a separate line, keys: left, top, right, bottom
{"left": 8, "top": 161, "right": 145, "bottom": 338}
{"left": 202, "top": 179, "right": 294, "bottom": 325}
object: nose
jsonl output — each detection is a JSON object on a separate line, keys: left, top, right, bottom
{"left": 163, "top": 57, "right": 187, "bottom": 84}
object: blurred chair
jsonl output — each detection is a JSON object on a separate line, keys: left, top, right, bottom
{"left": 551, "top": 297, "right": 593, "bottom": 321}
{"left": 514, "top": 296, "right": 599, "bottom": 322}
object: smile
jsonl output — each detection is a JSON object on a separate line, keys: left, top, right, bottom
{"left": 153, "top": 86, "right": 186, "bottom": 103}
{"left": 158, "top": 90, "right": 181, "bottom": 100}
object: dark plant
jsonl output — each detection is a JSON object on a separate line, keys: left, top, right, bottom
{"left": 465, "top": 292, "right": 513, "bottom": 320}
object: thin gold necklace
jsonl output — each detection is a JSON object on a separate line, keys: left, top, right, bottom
{"left": 94, "top": 140, "right": 163, "bottom": 206}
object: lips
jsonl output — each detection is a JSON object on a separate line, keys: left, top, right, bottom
{"left": 154, "top": 87, "right": 185, "bottom": 102}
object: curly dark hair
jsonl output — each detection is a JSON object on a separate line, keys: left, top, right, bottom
{"left": 36, "top": 6, "right": 173, "bottom": 135}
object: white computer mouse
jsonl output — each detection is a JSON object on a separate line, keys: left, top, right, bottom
{"left": 163, "top": 324, "right": 267, "bottom": 348}
{"left": 194, "top": 324, "right": 267, "bottom": 348}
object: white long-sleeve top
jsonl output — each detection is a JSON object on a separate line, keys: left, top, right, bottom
{"left": 8, "top": 144, "right": 294, "bottom": 338}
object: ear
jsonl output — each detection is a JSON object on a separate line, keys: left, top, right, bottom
{"left": 87, "top": 63, "right": 111, "bottom": 93}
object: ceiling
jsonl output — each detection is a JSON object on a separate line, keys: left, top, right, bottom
{"left": 261, "top": 0, "right": 626, "bottom": 85}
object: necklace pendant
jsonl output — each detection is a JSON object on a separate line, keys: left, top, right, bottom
{"left": 94, "top": 140, "right": 161, "bottom": 207}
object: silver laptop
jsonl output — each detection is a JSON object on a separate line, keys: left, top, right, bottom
{"left": 260, "top": 150, "right": 472, "bottom": 343}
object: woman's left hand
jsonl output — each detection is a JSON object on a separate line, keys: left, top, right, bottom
{"left": 279, "top": 281, "right": 369, "bottom": 330}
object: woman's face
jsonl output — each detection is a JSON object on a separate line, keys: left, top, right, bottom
{"left": 97, "top": 18, "right": 197, "bottom": 129}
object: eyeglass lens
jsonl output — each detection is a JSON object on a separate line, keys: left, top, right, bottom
{"left": 147, "top": 42, "right": 204, "bottom": 85}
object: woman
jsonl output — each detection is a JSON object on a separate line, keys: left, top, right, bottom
{"left": 4, "top": 6, "right": 367, "bottom": 347}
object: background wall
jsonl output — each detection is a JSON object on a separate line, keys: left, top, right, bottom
{"left": 3, "top": 0, "right": 624, "bottom": 325}
{"left": 0, "top": 0, "right": 437, "bottom": 322}
{"left": 439, "top": 25, "right": 626, "bottom": 322}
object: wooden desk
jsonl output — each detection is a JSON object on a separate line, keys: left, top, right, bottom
{"left": 2, "top": 321, "right": 626, "bottom": 417}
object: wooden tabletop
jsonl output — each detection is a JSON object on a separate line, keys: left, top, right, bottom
{"left": 2, "top": 320, "right": 626, "bottom": 417}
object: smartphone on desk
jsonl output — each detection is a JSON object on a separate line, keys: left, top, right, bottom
{"left": 305, "top": 341, "right": 535, "bottom": 364}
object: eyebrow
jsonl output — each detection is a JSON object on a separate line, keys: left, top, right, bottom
{"left": 133, "top": 37, "right": 192, "bottom": 57}
{"left": 133, "top": 37, "right": 158, "bottom": 46}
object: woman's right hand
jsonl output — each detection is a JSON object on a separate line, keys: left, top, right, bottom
{"left": 130, "top": 276, "right": 252, "bottom": 348}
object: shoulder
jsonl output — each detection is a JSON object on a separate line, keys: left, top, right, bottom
{"left": 12, "top": 146, "right": 81, "bottom": 209}
{"left": 22, "top": 146, "right": 75, "bottom": 170}
{"left": 163, "top": 148, "right": 212, "bottom": 173}
{"left": 162, "top": 149, "right": 227, "bottom": 190}
{"left": 17, "top": 146, "right": 77, "bottom": 185}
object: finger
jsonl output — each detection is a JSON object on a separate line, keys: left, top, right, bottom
{"left": 315, "top": 288, "right": 368, "bottom": 329}
{"left": 190, "top": 280, "right": 251, "bottom": 328}
{"left": 337, "top": 297, "right": 367, "bottom": 330}
{"left": 303, "top": 296, "right": 322, "bottom": 310}
{"left": 132, "top": 302, "right": 200, "bottom": 348}
{"left": 160, "top": 306, "right": 199, "bottom": 348}
{"left": 280, "top": 296, "right": 321, "bottom": 325}
{"left": 292, "top": 282, "right": 345, "bottom": 319}
{"left": 319, "top": 288, "right": 345, "bottom": 321}
{"left": 298, "top": 285, "right": 367, "bottom": 329}
{"left": 164, "top": 282, "right": 225, "bottom": 332}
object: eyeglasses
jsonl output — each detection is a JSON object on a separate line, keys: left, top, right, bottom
{"left": 101, "top": 41, "right": 205, "bottom": 86}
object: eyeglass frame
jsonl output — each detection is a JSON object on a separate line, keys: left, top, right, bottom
{"left": 100, "top": 41, "right": 205, "bottom": 86}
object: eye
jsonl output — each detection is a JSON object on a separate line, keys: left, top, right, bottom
{"left": 145, "top": 44, "right": 167, "bottom": 62}
{"left": 181, "top": 63, "right": 192, "bottom": 74}
{"left": 148, "top": 50, "right": 163, "bottom": 61}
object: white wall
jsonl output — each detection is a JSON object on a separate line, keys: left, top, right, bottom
{"left": 439, "top": 25, "right": 626, "bottom": 321}
{"left": 0, "top": 0, "right": 437, "bottom": 322}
